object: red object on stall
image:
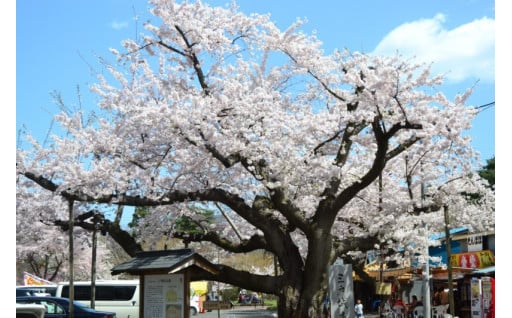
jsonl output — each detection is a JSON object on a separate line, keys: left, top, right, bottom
{"left": 485, "top": 277, "right": 495, "bottom": 318}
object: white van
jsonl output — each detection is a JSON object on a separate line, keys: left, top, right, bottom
{"left": 55, "top": 280, "right": 139, "bottom": 318}
{"left": 55, "top": 279, "right": 200, "bottom": 317}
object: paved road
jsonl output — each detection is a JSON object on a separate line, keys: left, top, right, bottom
{"left": 196, "top": 307, "right": 380, "bottom": 318}
{"left": 197, "top": 307, "right": 277, "bottom": 318}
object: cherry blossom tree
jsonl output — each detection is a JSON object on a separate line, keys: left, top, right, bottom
{"left": 16, "top": 1, "right": 494, "bottom": 316}
{"left": 16, "top": 178, "right": 122, "bottom": 282}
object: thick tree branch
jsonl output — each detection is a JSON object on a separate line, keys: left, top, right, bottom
{"left": 54, "top": 213, "right": 143, "bottom": 256}
{"left": 331, "top": 120, "right": 423, "bottom": 214}
{"left": 173, "top": 231, "right": 267, "bottom": 253}
{"left": 191, "top": 264, "right": 281, "bottom": 295}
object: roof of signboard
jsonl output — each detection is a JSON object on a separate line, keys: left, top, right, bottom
{"left": 111, "top": 248, "right": 218, "bottom": 276}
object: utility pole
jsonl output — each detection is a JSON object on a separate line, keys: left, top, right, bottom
{"left": 444, "top": 205, "right": 455, "bottom": 316}
{"left": 90, "top": 214, "right": 100, "bottom": 309}
{"left": 67, "top": 200, "right": 75, "bottom": 318}
{"left": 217, "top": 248, "right": 221, "bottom": 318}
{"left": 424, "top": 244, "right": 431, "bottom": 318}
{"left": 420, "top": 163, "right": 431, "bottom": 318}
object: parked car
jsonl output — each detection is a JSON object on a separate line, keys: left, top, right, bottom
{"left": 56, "top": 279, "right": 199, "bottom": 318}
{"left": 16, "top": 296, "right": 116, "bottom": 318}
{"left": 189, "top": 294, "right": 200, "bottom": 316}
{"left": 16, "top": 303, "right": 46, "bottom": 318}
{"left": 55, "top": 280, "right": 138, "bottom": 318}
{"left": 16, "top": 285, "right": 57, "bottom": 297}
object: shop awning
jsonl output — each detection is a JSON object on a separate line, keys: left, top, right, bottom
{"left": 365, "top": 267, "right": 412, "bottom": 280}
{"left": 361, "top": 260, "right": 413, "bottom": 281}
{"left": 472, "top": 266, "right": 495, "bottom": 274}
{"left": 431, "top": 267, "right": 474, "bottom": 280}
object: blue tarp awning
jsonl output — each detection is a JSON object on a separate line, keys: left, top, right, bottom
{"left": 429, "top": 227, "right": 468, "bottom": 241}
{"left": 472, "top": 266, "right": 495, "bottom": 274}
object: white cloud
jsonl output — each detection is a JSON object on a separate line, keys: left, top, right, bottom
{"left": 111, "top": 20, "right": 129, "bottom": 30}
{"left": 372, "top": 14, "right": 494, "bottom": 83}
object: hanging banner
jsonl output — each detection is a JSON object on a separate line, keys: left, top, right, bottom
{"left": 481, "top": 277, "right": 495, "bottom": 318}
{"left": 449, "top": 250, "right": 495, "bottom": 269}
{"left": 23, "top": 272, "right": 54, "bottom": 286}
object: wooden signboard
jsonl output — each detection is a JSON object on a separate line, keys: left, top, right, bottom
{"left": 203, "top": 300, "right": 233, "bottom": 310}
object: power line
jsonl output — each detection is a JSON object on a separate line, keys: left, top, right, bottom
{"left": 475, "top": 101, "right": 494, "bottom": 113}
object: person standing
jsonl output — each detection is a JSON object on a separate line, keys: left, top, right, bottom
{"left": 323, "top": 293, "right": 330, "bottom": 317}
{"left": 355, "top": 299, "right": 364, "bottom": 318}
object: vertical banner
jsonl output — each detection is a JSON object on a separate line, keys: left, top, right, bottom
{"left": 471, "top": 278, "right": 482, "bottom": 318}
{"left": 329, "top": 260, "right": 354, "bottom": 318}
{"left": 481, "top": 277, "right": 494, "bottom": 318}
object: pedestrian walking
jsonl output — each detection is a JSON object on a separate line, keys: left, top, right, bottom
{"left": 355, "top": 299, "right": 364, "bottom": 318}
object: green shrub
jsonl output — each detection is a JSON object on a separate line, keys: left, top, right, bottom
{"left": 221, "top": 287, "right": 239, "bottom": 302}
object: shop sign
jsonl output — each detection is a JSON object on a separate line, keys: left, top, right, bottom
{"left": 450, "top": 250, "right": 494, "bottom": 269}
{"left": 375, "top": 282, "right": 392, "bottom": 295}
{"left": 467, "top": 235, "right": 483, "bottom": 252}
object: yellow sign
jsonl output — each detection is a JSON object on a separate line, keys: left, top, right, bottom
{"left": 190, "top": 281, "right": 209, "bottom": 296}
{"left": 450, "top": 250, "right": 494, "bottom": 269}
{"left": 375, "top": 282, "right": 392, "bottom": 295}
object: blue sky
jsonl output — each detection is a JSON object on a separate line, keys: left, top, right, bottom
{"left": 15, "top": 1, "right": 497, "bottom": 164}
{"left": 15, "top": 0, "right": 496, "bottom": 163}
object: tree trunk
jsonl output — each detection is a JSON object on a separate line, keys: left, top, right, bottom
{"left": 276, "top": 284, "right": 326, "bottom": 318}
{"left": 276, "top": 227, "right": 333, "bottom": 318}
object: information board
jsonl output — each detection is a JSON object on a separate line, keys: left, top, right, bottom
{"left": 144, "top": 274, "right": 185, "bottom": 318}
